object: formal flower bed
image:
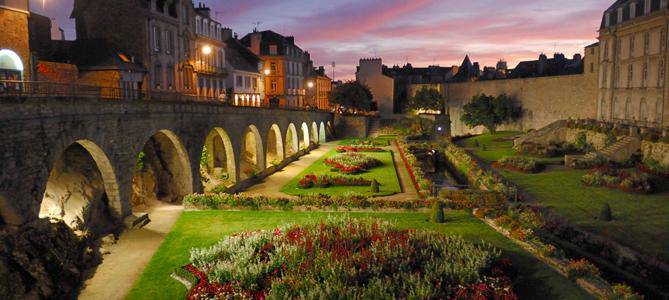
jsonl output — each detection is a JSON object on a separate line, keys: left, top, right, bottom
{"left": 297, "top": 174, "right": 372, "bottom": 188}
{"left": 185, "top": 218, "right": 516, "bottom": 299}
{"left": 183, "top": 193, "right": 433, "bottom": 211}
{"left": 581, "top": 167, "right": 653, "bottom": 194}
{"left": 336, "top": 145, "right": 385, "bottom": 152}
{"left": 396, "top": 140, "right": 431, "bottom": 194}
{"left": 640, "top": 158, "right": 669, "bottom": 177}
{"left": 443, "top": 143, "right": 517, "bottom": 196}
{"left": 493, "top": 156, "right": 542, "bottom": 173}
{"left": 324, "top": 152, "right": 381, "bottom": 174}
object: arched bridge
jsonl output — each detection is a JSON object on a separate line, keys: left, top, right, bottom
{"left": 0, "top": 98, "right": 333, "bottom": 231}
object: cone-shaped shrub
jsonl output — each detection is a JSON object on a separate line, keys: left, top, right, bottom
{"left": 371, "top": 179, "right": 380, "bottom": 193}
{"left": 600, "top": 203, "right": 612, "bottom": 221}
{"left": 430, "top": 201, "right": 445, "bottom": 223}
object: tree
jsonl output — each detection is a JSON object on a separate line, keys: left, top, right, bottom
{"left": 409, "top": 87, "right": 445, "bottom": 113}
{"left": 460, "top": 93, "right": 522, "bottom": 134}
{"left": 329, "top": 81, "right": 375, "bottom": 112}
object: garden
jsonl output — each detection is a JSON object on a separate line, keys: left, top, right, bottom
{"left": 280, "top": 140, "right": 401, "bottom": 197}
{"left": 126, "top": 210, "right": 592, "bottom": 300}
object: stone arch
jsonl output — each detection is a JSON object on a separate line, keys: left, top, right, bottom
{"left": 639, "top": 98, "right": 648, "bottom": 122}
{"left": 40, "top": 140, "right": 121, "bottom": 235}
{"left": 240, "top": 125, "right": 264, "bottom": 180}
{"left": 319, "top": 121, "right": 327, "bottom": 143}
{"left": 266, "top": 124, "right": 284, "bottom": 167}
{"left": 300, "top": 122, "right": 310, "bottom": 150}
{"left": 201, "top": 128, "right": 236, "bottom": 191}
{"left": 0, "top": 49, "right": 24, "bottom": 80}
{"left": 131, "top": 130, "right": 193, "bottom": 212}
{"left": 326, "top": 121, "right": 334, "bottom": 139}
{"left": 285, "top": 123, "right": 299, "bottom": 157}
{"left": 311, "top": 122, "right": 319, "bottom": 144}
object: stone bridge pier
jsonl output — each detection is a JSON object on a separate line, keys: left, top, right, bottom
{"left": 0, "top": 98, "right": 333, "bottom": 231}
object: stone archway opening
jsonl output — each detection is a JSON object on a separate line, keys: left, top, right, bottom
{"left": 240, "top": 125, "right": 264, "bottom": 180}
{"left": 319, "top": 121, "right": 327, "bottom": 143}
{"left": 300, "top": 122, "right": 310, "bottom": 150}
{"left": 311, "top": 122, "right": 319, "bottom": 145}
{"left": 266, "top": 124, "right": 284, "bottom": 168}
{"left": 131, "top": 130, "right": 193, "bottom": 212}
{"left": 40, "top": 140, "right": 121, "bottom": 236}
{"left": 200, "top": 128, "right": 236, "bottom": 192}
{"left": 0, "top": 49, "right": 24, "bottom": 80}
{"left": 285, "top": 123, "right": 299, "bottom": 157}
{"left": 326, "top": 121, "right": 334, "bottom": 140}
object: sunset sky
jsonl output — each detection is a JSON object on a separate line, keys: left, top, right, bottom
{"left": 30, "top": 0, "right": 612, "bottom": 80}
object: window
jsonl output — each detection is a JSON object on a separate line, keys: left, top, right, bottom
{"left": 166, "top": 30, "right": 174, "bottom": 54}
{"left": 153, "top": 26, "right": 161, "bottom": 52}
{"left": 271, "top": 79, "right": 278, "bottom": 92}
{"left": 236, "top": 75, "right": 243, "bottom": 88}
{"left": 660, "top": 60, "right": 665, "bottom": 87}
{"left": 628, "top": 64, "right": 634, "bottom": 85}
{"left": 630, "top": 35, "right": 635, "bottom": 56}
{"left": 270, "top": 62, "right": 277, "bottom": 72}
{"left": 630, "top": 2, "right": 637, "bottom": 17}
{"left": 154, "top": 64, "right": 163, "bottom": 89}
{"left": 167, "top": 64, "right": 174, "bottom": 90}
{"left": 269, "top": 45, "right": 278, "bottom": 55}
{"left": 645, "top": 0, "right": 652, "bottom": 14}
{"left": 625, "top": 98, "right": 632, "bottom": 120}
{"left": 644, "top": 32, "right": 650, "bottom": 54}
{"left": 252, "top": 78, "right": 258, "bottom": 90}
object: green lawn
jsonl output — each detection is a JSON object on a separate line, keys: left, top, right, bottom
{"left": 459, "top": 132, "right": 669, "bottom": 263}
{"left": 126, "top": 210, "right": 591, "bottom": 300}
{"left": 501, "top": 168, "right": 669, "bottom": 262}
{"left": 280, "top": 148, "right": 401, "bottom": 197}
{"left": 457, "top": 131, "right": 522, "bottom": 162}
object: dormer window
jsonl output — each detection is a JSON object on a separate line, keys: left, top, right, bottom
{"left": 605, "top": 12, "right": 611, "bottom": 26}
{"left": 269, "top": 45, "right": 278, "bottom": 55}
{"left": 630, "top": 2, "right": 637, "bottom": 18}
{"left": 617, "top": 7, "right": 624, "bottom": 23}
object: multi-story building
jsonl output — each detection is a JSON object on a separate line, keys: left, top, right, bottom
{"left": 0, "top": 0, "right": 31, "bottom": 81}
{"left": 306, "top": 66, "right": 332, "bottom": 110}
{"left": 241, "top": 30, "right": 310, "bottom": 106}
{"left": 193, "top": 3, "right": 227, "bottom": 99}
{"left": 71, "top": 0, "right": 196, "bottom": 95}
{"left": 598, "top": 0, "right": 668, "bottom": 128}
{"left": 225, "top": 34, "right": 264, "bottom": 106}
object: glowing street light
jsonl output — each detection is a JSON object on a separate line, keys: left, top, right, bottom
{"left": 202, "top": 45, "right": 212, "bottom": 55}
{"left": 307, "top": 81, "right": 314, "bottom": 88}
{"left": 264, "top": 69, "right": 271, "bottom": 75}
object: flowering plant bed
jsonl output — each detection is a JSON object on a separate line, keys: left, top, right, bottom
{"left": 493, "top": 156, "right": 542, "bottom": 173}
{"left": 185, "top": 218, "right": 516, "bottom": 299}
{"left": 324, "top": 152, "right": 381, "bottom": 174}
{"left": 581, "top": 167, "right": 653, "bottom": 194}
{"left": 297, "top": 174, "right": 372, "bottom": 188}
{"left": 184, "top": 193, "right": 433, "bottom": 211}
{"left": 396, "top": 140, "right": 430, "bottom": 195}
{"left": 336, "top": 145, "right": 385, "bottom": 152}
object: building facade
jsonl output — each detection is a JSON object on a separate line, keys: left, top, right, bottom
{"left": 225, "top": 35, "right": 264, "bottom": 106}
{"left": 0, "top": 0, "right": 30, "bottom": 81}
{"left": 356, "top": 58, "right": 395, "bottom": 115}
{"left": 241, "top": 30, "right": 310, "bottom": 107}
{"left": 598, "top": 0, "right": 668, "bottom": 128}
{"left": 193, "top": 3, "right": 226, "bottom": 99}
{"left": 307, "top": 66, "right": 332, "bottom": 110}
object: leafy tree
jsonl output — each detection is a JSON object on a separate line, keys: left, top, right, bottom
{"left": 409, "top": 87, "right": 445, "bottom": 113}
{"left": 329, "top": 81, "right": 375, "bottom": 112}
{"left": 460, "top": 93, "right": 522, "bottom": 134}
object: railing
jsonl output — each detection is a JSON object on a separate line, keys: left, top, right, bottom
{"left": 0, "top": 80, "right": 329, "bottom": 113}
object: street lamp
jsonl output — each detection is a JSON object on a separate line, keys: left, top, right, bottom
{"left": 264, "top": 69, "right": 271, "bottom": 75}
{"left": 202, "top": 45, "right": 212, "bottom": 55}
{"left": 307, "top": 81, "right": 314, "bottom": 89}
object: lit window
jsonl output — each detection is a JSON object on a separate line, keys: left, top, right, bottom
{"left": 269, "top": 45, "right": 278, "bottom": 55}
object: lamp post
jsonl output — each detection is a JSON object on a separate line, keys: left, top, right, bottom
{"left": 307, "top": 80, "right": 315, "bottom": 108}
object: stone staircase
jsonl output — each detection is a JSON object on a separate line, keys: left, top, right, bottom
{"left": 123, "top": 213, "right": 151, "bottom": 229}
{"left": 584, "top": 136, "right": 641, "bottom": 163}
{"left": 367, "top": 118, "right": 381, "bottom": 138}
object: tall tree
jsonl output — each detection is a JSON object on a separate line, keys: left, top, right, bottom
{"left": 329, "top": 81, "right": 375, "bottom": 112}
{"left": 409, "top": 86, "right": 445, "bottom": 113}
{"left": 460, "top": 93, "right": 522, "bottom": 134}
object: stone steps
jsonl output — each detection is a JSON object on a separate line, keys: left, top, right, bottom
{"left": 367, "top": 118, "right": 381, "bottom": 138}
{"left": 584, "top": 136, "right": 641, "bottom": 163}
{"left": 123, "top": 213, "right": 151, "bottom": 229}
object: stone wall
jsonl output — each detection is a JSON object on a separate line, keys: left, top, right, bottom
{"left": 0, "top": 7, "right": 30, "bottom": 80}
{"left": 0, "top": 98, "right": 332, "bottom": 226}
{"left": 441, "top": 74, "right": 598, "bottom": 136}
{"left": 357, "top": 59, "right": 395, "bottom": 115}
{"left": 333, "top": 114, "right": 369, "bottom": 138}
{"left": 35, "top": 61, "right": 79, "bottom": 83}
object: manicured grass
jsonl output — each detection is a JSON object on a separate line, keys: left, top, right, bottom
{"left": 338, "top": 135, "right": 396, "bottom": 146}
{"left": 457, "top": 131, "right": 522, "bottom": 162}
{"left": 280, "top": 148, "right": 401, "bottom": 197}
{"left": 126, "top": 210, "right": 592, "bottom": 300}
{"left": 501, "top": 168, "right": 669, "bottom": 262}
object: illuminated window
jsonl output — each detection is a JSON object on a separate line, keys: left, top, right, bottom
{"left": 269, "top": 45, "right": 278, "bottom": 55}
{"left": 271, "top": 79, "right": 278, "bottom": 92}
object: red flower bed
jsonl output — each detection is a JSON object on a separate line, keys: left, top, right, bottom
{"left": 324, "top": 152, "right": 381, "bottom": 174}
{"left": 336, "top": 145, "right": 384, "bottom": 152}
{"left": 298, "top": 174, "right": 372, "bottom": 188}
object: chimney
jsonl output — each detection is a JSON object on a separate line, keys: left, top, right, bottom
{"left": 221, "top": 28, "right": 232, "bottom": 40}
{"left": 196, "top": 2, "right": 211, "bottom": 18}
{"left": 573, "top": 53, "right": 582, "bottom": 62}
{"left": 250, "top": 31, "right": 262, "bottom": 55}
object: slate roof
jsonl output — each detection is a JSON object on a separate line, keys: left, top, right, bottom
{"left": 601, "top": 0, "right": 663, "bottom": 29}
{"left": 240, "top": 30, "right": 302, "bottom": 56}
{"left": 225, "top": 37, "right": 261, "bottom": 74}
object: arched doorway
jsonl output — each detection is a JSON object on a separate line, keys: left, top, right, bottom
{"left": 240, "top": 125, "right": 264, "bottom": 180}
{"left": 300, "top": 122, "right": 310, "bottom": 150}
{"left": 657, "top": 99, "right": 664, "bottom": 125}
{"left": 311, "top": 122, "right": 319, "bottom": 144}
{"left": 639, "top": 99, "right": 648, "bottom": 123}
{"left": 131, "top": 130, "right": 193, "bottom": 212}
{"left": 319, "top": 121, "right": 327, "bottom": 143}
{"left": 200, "top": 128, "right": 236, "bottom": 192}
{"left": 40, "top": 140, "right": 120, "bottom": 235}
{"left": 326, "top": 121, "right": 334, "bottom": 140}
{"left": 285, "top": 123, "right": 299, "bottom": 157}
{"left": 0, "top": 49, "right": 24, "bottom": 80}
{"left": 266, "top": 124, "right": 284, "bottom": 168}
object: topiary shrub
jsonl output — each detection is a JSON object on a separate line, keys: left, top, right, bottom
{"left": 481, "top": 144, "right": 488, "bottom": 151}
{"left": 600, "top": 203, "right": 612, "bottom": 222}
{"left": 370, "top": 179, "right": 380, "bottom": 193}
{"left": 430, "top": 201, "right": 445, "bottom": 223}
